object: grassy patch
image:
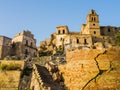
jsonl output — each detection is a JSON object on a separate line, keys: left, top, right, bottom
{"left": 0, "top": 63, "right": 21, "bottom": 70}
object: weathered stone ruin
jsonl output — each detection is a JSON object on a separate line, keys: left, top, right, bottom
{"left": 38, "top": 9, "right": 120, "bottom": 56}
{"left": 59, "top": 47, "right": 120, "bottom": 90}
{"left": 0, "top": 30, "right": 37, "bottom": 59}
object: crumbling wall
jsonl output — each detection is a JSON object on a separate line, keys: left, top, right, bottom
{"left": 59, "top": 47, "right": 120, "bottom": 90}
{"left": 0, "top": 60, "right": 25, "bottom": 90}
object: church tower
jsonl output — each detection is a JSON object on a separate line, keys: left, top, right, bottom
{"left": 86, "top": 9, "right": 100, "bottom": 36}
{"left": 56, "top": 26, "right": 69, "bottom": 35}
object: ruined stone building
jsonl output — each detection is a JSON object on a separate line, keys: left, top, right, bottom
{"left": 0, "top": 30, "right": 37, "bottom": 59}
{"left": 39, "top": 9, "right": 120, "bottom": 51}
{"left": 12, "top": 30, "right": 37, "bottom": 58}
{"left": 0, "top": 36, "right": 11, "bottom": 58}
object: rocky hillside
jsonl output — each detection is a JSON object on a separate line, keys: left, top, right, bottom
{"left": 59, "top": 47, "right": 120, "bottom": 90}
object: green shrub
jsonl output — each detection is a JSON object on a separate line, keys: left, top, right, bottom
{"left": 6, "top": 63, "right": 21, "bottom": 70}
{"left": 0, "top": 64, "right": 7, "bottom": 70}
{"left": 0, "top": 63, "right": 21, "bottom": 70}
{"left": 0, "top": 58, "right": 3, "bottom": 60}
{"left": 39, "top": 50, "right": 53, "bottom": 56}
{"left": 21, "top": 67, "right": 32, "bottom": 77}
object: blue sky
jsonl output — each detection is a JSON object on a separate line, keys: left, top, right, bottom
{"left": 0, "top": 0, "right": 120, "bottom": 46}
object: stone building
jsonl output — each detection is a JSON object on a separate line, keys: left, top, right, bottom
{"left": 0, "top": 30, "right": 37, "bottom": 59}
{"left": 40, "top": 9, "right": 120, "bottom": 51}
{"left": 0, "top": 36, "right": 11, "bottom": 58}
{"left": 12, "top": 30, "right": 37, "bottom": 58}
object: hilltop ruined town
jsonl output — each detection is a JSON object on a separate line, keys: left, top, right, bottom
{"left": 0, "top": 10, "right": 120, "bottom": 90}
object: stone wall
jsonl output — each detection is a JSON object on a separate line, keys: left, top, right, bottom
{"left": 100, "top": 26, "right": 120, "bottom": 36}
{"left": 70, "top": 34, "right": 92, "bottom": 49}
{"left": 0, "top": 71, "right": 21, "bottom": 90}
{"left": 0, "top": 36, "right": 11, "bottom": 58}
{"left": 0, "top": 60, "right": 25, "bottom": 90}
{"left": 0, "top": 60, "right": 25, "bottom": 69}
{"left": 59, "top": 47, "right": 120, "bottom": 90}
{"left": 0, "top": 46, "right": 2, "bottom": 58}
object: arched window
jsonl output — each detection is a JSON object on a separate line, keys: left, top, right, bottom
{"left": 12, "top": 42, "right": 15, "bottom": 48}
{"left": 92, "top": 17, "right": 94, "bottom": 21}
{"left": 94, "top": 31, "right": 96, "bottom": 34}
{"left": 92, "top": 10, "right": 94, "bottom": 14}
{"left": 63, "top": 30, "right": 65, "bottom": 34}
{"left": 60, "top": 38, "right": 62, "bottom": 41}
{"left": 93, "top": 24, "right": 95, "bottom": 26}
{"left": 108, "top": 28, "right": 111, "bottom": 32}
{"left": 31, "top": 42, "right": 33, "bottom": 47}
{"left": 84, "top": 39, "right": 87, "bottom": 44}
{"left": 26, "top": 40, "right": 28, "bottom": 45}
{"left": 25, "top": 49, "right": 28, "bottom": 55}
{"left": 77, "top": 39, "right": 79, "bottom": 44}
{"left": 58, "top": 30, "right": 60, "bottom": 34}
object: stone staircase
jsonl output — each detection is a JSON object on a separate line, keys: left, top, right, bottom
{"left": 33, "top": 64, "right": 64, "bottom": 90}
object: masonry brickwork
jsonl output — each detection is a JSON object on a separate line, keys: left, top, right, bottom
{"left": 59, "top": 47, "right": 120, "bottom": 90}
{"left": 0, "top": 36, "right": 11, "bottom": 58}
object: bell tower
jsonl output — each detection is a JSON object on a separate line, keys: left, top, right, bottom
{"left": 86, "top": 9, "right": 100, "bottom": 36}
{"left": 56, "top": 26, "right": 69, "bottom": 35}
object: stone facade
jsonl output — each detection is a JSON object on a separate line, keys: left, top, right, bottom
{"left": 0, "top": 30, "right": 37, "bottom": 59}
{"left": 0, "top": 36, "right": 11, "bottom": 58}
{"left": 12, "top": 30, "right": 37, "bottom": 58}
{"left": 40, "top": 9, "right": 120, "bottom": 51}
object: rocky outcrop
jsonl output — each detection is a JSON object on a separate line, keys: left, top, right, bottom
{"left": 59, "top": 47, "right": 120, "bottom": 90}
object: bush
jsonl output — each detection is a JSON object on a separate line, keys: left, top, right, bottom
{"left": 22, "top": 67, "right": 32, "bottom": 77}
{"left": 0, "top": 64, "right": 7, "bottom": 70}
{"left": 0, "top": 58, "right": 3, "bottom": 60}
{"left": 4, "top": 56, "right": 20, "bottom": 60}
{"left": 39, "top": 50, "right": 53, "bottom": 56}
{"left": 0, "top": 63, "right": 21, "bottom": 70}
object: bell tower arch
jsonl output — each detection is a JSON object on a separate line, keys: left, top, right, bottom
{"left": 56, "top": 26, "right": 69, "bottom": 35}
